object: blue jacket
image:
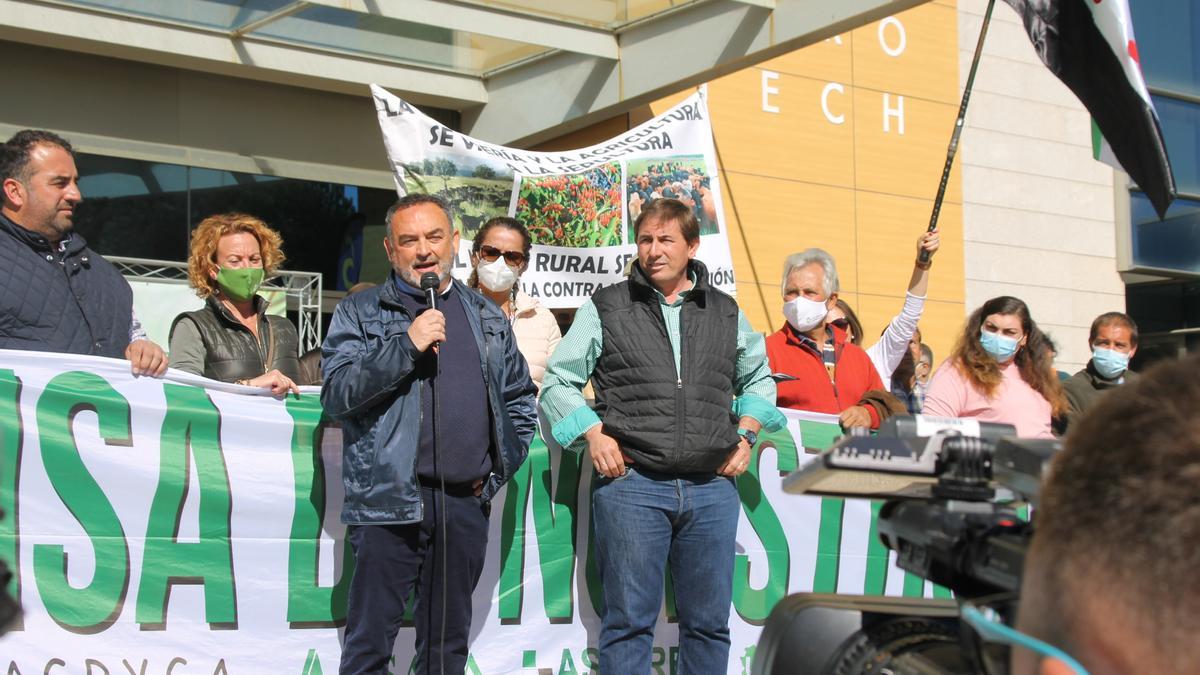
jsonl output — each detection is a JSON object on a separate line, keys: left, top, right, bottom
{"left": 320, "top": 275, "right": 537, "bottom": 525}
{"left": 0, "top": 213, "right": 133, "bottom": 358}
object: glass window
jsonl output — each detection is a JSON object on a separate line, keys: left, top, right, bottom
{"left": 74, "top": 154, "right": 189, "bottom": 260}
{"left": 1130, "top": 192, "right": 1200, "bottom": 274}
{"left": 1129, "top": 0, "right": 1200, "bottom": 97}
{"left": 62, "top": 0, "right": 296, "bottom": 31}
{"left": 1153, "top": 95, "right": 1200, "bottom": 196}
{"left": 73, "top": 152, "right": 398, "bottom": 290}
{"left": 188, "top": 166, "right": 365, "bottom": 289}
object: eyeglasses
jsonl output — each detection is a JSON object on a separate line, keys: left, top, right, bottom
{"left": 959, "top": 594, "right": 1090, "bottom": 675}
{"left": 478, "top": 244, "right": 526, "bottom": 266}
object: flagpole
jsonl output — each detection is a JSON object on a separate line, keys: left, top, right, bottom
{"left": 919, "top": 0, "right": 998, "bottom": 264}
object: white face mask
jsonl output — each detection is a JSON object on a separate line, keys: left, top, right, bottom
{"left": 477, "top": 256, "right": 518, "bottom": 292}
{"left": 783, "top": 296, "right": 829, "bottom": 333}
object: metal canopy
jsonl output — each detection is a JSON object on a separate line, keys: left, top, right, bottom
{"left": 2, "top": 0, "right": 926, "bottom": 145}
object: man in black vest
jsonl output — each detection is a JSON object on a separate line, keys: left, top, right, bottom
{"left": 0, "top": 130, "right": 166, "bottom": 375}
{"left": 541, "top": 198, "right": 783, "bottom": 673}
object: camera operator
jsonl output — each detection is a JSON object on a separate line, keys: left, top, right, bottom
{"left": 1013, "top": 352, "right": 1200, "bottom": 674}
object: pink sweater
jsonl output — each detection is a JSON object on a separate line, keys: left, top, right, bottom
{"left": 922, "top": 359, "right": 1054, "bottom": 439}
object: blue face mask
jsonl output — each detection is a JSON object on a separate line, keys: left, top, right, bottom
{"left": 980, "top": 329, "right": 1020, "bottom": 363}
{"left": 1092, "top": 347, "right": 1130, "bottom": 379}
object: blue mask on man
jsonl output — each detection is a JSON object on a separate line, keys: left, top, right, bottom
{"left": 980, "top": 329, "right": 1020, "bottom": 363}
{"left": 1092, "top": 347, "right": 1130, "bottom": 379}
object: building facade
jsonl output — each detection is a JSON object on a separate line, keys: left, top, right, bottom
{"left": 2, "top": 0, "right": 1194, "bottom": 372}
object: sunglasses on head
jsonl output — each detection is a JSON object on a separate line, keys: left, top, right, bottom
{"left": 478, "top": 245, "right": 526, "bottom": 266}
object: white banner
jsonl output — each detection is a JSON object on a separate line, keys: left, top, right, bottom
{"left": 371, "top": 85, "right": 737, "bottom": 308}
{"left": 0, "top": 351, "right": 941, "bottom": 674}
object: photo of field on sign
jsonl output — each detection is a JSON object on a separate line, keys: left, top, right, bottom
{"left": 626, "top": 155, "right": 720, "bottom": 243}
{"left": 515, "top": 162, "right": 623, "bottom": 248}
{"left": 402, "top": 157, "right": 513, "bottom": 241}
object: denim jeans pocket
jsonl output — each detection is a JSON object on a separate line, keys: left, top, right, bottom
{"left": 596, "top": 464, "right": 635, "bottom": 483}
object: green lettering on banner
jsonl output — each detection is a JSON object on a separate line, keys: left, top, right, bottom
{"left": 788, "top": 419, "right": 847, "bottom": 595}
{"left": 863, "top": 501, "right": 890, "bottom": 595}
{"left": 581, "top": 647, "right": 599, "bottom": 672}
{"left": 812, "top": 498, "right": 845, "bottom": 593}
{"left": 903, "top": 572, "right": 926, "bottom": 597}
{"left": 559, "top": 649, "right": 579, "bottom": 675}
{"left": 300, "top": 648, "right": 324, "bottom": 675}
{"left": 285, "top": 395, "right": 353, "bottom": 624}
{"left": 0, "top": 370, "right": 22, "bottom": 628}
{"left": 649, "top": 646, "right": 678, "bottom": 675}
{"left": 583, "top": 521, "right": 605, "bottom": 617}
{"left": 732, "top": 437, "right": 790, "bottom": 623}
{"left": 32, "top": 371, "right": 132, "bottom": 631}
{"left": 663, "top": 564, "right": 677, "bottom": 620}
{"left": 497, "top": 433, "right": 583, "bottom": 621}
{"left": 136, "top": 384, "right": 236, "bottom": 626}
{"left": 760, "top": 426, "right": 800, "bottom": 474}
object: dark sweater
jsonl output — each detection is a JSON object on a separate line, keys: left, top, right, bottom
{"left": 392, "top": 277, "right": 492, "bottom": 487}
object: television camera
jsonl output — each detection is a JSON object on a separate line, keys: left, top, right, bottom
{"left": 752, "top": 415, "right": 1061, "bottom": 674}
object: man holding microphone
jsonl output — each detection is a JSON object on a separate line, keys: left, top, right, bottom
{"left": 321, "top": 193, "right": 536, "bottom": 674}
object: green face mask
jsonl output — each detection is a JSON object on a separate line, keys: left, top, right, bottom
{"left": 216, "top": 267, "right": 265, "bottom": 302}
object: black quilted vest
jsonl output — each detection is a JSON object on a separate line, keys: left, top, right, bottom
{"left": 591, "top": 259, "right": 740, "bottom": 473}
{"left": 0, "top": 214, "right": 132, "bottom": 358}
{"left": 170, "top": 296, "right": 301, "bottom": 383}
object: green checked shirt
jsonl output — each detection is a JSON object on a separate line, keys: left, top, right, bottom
{"left": 539, "top": 276, "right": 784, "bottom": 453}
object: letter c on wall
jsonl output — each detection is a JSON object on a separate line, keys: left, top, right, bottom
{"left": 821, "top": 83, "right": 846, "bottom": 125}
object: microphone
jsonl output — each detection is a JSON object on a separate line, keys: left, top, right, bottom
{"left": 420, "top": 272, "right": 440, "bottom": 311}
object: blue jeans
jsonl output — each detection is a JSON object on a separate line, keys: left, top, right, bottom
{"left": 591, "top": 465, "right": 740, "bottom": 674}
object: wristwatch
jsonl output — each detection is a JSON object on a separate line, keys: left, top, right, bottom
{"left": 737, "top": 428, "right": 758, "bottom": 447}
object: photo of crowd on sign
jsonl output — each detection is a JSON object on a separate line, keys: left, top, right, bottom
{"left": 514, "top": 161, "right": 623, "bottom": 248}
{"left": 402, "top": 157, "right": 514, "bottom": 241}
{"left": 625, "top": 155, "right": 720, "bottom": 243}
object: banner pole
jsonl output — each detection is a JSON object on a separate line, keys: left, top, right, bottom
{"left": 919, "top": 0, "right": 998, "bottom": 264}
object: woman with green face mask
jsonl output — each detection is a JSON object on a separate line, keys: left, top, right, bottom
{"left": 168, "top": 213, "right": 302, "bottom": 395}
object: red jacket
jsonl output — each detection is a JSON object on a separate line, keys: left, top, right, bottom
{"left": 765, "top": 322, "right": 885, "bottom": 428}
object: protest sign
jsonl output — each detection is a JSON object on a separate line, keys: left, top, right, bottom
{"left": 372, "top": 86, "right": 737, "bottom": 308}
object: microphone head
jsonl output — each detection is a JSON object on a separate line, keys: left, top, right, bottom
{"left": 419, "top": 272, "right": 441, "bottom": 291}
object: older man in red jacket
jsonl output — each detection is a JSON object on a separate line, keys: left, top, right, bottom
{"left": 766, "top": 248, "right": 895, "bottom": 429}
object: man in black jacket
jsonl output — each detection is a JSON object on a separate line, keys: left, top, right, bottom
{"left": 0, "top": 129, "right": 165, "bottom": 375}
{"left": 322, "top": 194, "right": 536, "bottom": 674}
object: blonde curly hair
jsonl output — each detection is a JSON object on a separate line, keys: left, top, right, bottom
{"left": 187, "top": 213, "right": 285, "bottom": 298}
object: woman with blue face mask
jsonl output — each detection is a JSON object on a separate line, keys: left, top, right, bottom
{"left": 922, "top": 296, "right": 1066, "bottom": 438}
{"left": 168, "top": 213, "right": 301, "bottom": 396}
